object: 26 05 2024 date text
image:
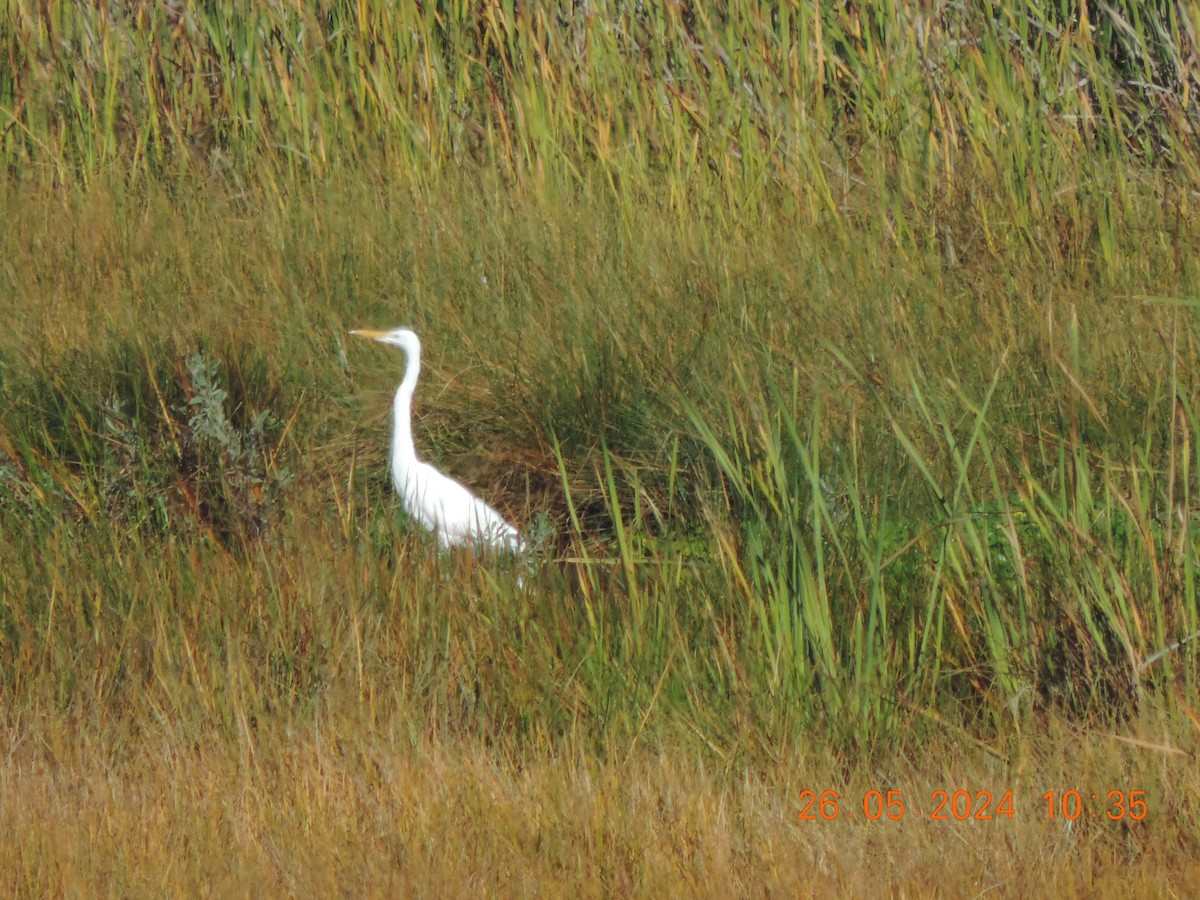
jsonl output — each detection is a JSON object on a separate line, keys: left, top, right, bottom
{"left": 797, "top": 790, "right": 1148, "bottom": 822}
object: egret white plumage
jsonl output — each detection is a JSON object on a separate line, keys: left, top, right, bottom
{"left": 351, "top": 327, "right": 525, "bottom": 553}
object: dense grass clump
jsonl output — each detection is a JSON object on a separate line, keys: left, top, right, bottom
{"left": 2, "top": 1, "right": 1200, "bottom": 893}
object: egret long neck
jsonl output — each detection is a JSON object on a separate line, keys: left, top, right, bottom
{"left": 391, "top": 349, "right": 420, "bottom": 473}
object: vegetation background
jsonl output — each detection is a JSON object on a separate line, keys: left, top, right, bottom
{"left": 2, "top": 0, "right": 1200, "bottom": 894}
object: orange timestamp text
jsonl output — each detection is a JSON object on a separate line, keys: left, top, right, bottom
{"left": 797, "top": 789, "right": 1148, "bottom": 822}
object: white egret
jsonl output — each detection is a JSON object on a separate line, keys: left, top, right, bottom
{"left": 351, "top": 327, "right": 525, "bottom": 553}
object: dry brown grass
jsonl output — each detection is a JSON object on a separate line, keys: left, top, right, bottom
{"left": 2, "top": 710, "right": 1197, "bottom": 897}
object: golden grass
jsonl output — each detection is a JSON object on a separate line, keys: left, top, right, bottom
{"left": 2, "top": 713, "right": 1197, "bottom": 897}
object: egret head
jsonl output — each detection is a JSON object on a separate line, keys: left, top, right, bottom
{"left": 350, "top": 327, "right": 421, "bottom": 358}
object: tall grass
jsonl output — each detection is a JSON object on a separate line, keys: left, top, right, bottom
{"left": 2, "top": 167, "right": 1196, "bottom": 749}
{"left": 3, "top": 0, "right": 1200, "bottom": 890}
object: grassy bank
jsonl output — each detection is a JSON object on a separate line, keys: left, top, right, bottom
{"left": 2, "top": 0, "right": 1200, "bottom": 893}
